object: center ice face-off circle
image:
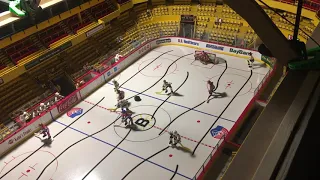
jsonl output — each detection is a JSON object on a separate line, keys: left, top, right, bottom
{"left": 114, "top": 105, "right": 171, "bottom": 142}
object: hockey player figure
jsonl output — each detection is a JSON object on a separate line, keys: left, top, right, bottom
{"left": 247, "top": 55, "right": 254, "bottom": 70}
{"left": 113, "top": 80, "right": 120, "bottom": 92}
{"left": 115, "top": 53, "right": 123, "bottom": 63}
{"left": 116, "top": 89, "right": 125, "bottom": 101}
{"left": 162, "top": 80, "right": 173, "bottom": 94}
{"left": 207, "top": 80, "right": 216, "bottom": 96}
{"left": 39, "top": 103, "right": 47, "bottom": 113}
{"left": 169, "top": 131, "right": 181, "bottom": 147}
{"left": 121, "top": 109, "right": 133, "bottom": 127}
{"left": 38, "top": 123, "right": 51, "bottom": 139}
{"left": 116, "top": 99, "right": 130, "bottom": 112}
{"left": 54, "top": 92, "right": 64, "bottom": 102}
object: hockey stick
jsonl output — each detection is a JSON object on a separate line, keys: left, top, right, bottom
{"left": 155, "top": 90, "right": 164, "bottom": 94}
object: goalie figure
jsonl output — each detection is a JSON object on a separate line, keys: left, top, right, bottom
{"left": 169, "top": 131, "right": 181, "bottom": 147}
{"left": 162, "top": 80, "right": 173, "bottom": 94}
{"left": 113, "top": 80, "right": 120, "bottom": 92}
{"left": 37, "top": 123, "right": 51, "bottom": 139}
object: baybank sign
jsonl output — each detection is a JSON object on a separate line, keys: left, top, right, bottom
{"left": 229, "top": 48, "right": 253, "bottom": 56}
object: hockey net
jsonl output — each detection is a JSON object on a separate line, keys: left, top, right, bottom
{"left": 194, "top": 51, "right": 218, "bottom": 64}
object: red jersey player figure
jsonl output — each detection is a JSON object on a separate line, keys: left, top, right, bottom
{"left": 36, "top": 123, "right": 51, "bottom": 140}
{"left": 120, "top": 109, "right": 133, "bottom": 127}
{"left": 207, "top": 80, "right": 216, "bottom": 103}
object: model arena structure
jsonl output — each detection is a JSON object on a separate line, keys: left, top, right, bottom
{"left": 0, "top": 0, "right": 318, "bottom": 179}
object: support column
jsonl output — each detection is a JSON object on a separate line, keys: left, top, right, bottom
{"left": 223, "top": 0, "right": 300, "bottom": 65}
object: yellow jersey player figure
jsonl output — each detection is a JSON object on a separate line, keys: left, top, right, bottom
{"left": 162, "top": 80, "right": 173, "bottom": 94}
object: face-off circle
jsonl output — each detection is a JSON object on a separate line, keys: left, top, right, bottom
{"left": 138, "top": 58, "right": 178, "bottom": 78}
{"left": 210, "top": 73, "right": 252, "bottom": 96}
{"left": 131, "top": 113, "right": 156, "bottom": 131}
{"left": 114, "top": 105, "right": 171, "bottom": 142}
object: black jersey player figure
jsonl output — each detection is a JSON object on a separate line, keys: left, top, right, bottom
{"left": 207, "top": 80, "right": 216, "bottom": 103}
{"left": 113, "top": 80, "right": 120, "bottom": 92}
{"left": 116, "top": 89, "right": 125, "bottom": 101}
{"left": 247, "top": 54, "right": 254, "bottom": 70}
{"left": 162, "top": 80, "right": 173, "bottom": 94}
{"left": 169, "top": 131, "right": 181, "bottom": 147}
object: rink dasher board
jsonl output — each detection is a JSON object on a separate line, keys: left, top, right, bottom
{"left": 0, "top": 37, "right": 264, "bottom": 157}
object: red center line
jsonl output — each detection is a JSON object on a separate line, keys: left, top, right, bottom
{"left": 84, "top": 100, "right": 215, "bottom": 149}
{"left": 153, "top": 63, "right": 162, "bottom": 71}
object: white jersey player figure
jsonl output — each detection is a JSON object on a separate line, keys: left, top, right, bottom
{"left": 113, "top": 80, "right": 120, "bottom": 92}
{"left": 20, "top": 112, "right": 30, "bottom": 125}
{"left": 32, "top": 110, "right": 38, "bottom": 118}
{"left": 39, "top": 103, "right": 47, "bottom": 113}
{"left": 38, "top": 123, "right": 51, "bottom": 139}
{"left": 54, "top": 92, "right": 64, "bottom": 102}
{"left": 115, "top": 53, "right": 123, "bottom": 63}
{"left": 169, "top": 131, "right": 181, "bottom": 147}
{"left": 247, "top": 55, "right": 254, "bottom": 70}
{"left": 162, "top": 80, "right": 173, "bottom": 94}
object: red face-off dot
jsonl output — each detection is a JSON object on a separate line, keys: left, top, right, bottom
{"left": 197, "top": 120, "right": 200, "bottom": 123}
{"left": 87, "top": 121, "right": 91, "bottom": 124}
{"left": 169, "top": 154, "right": 173, "bottom": 157}
{"left": 26, "top": 170, "right": 30, "bottom": 173}
{"left": 228, "top": 84, "right": 231, "bottom": 86}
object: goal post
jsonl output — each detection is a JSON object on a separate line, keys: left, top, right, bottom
{"left": 194, "top": 50, "right": 218, "bottom": 64}
{"left": 207, "top": 53, "right": 218, "bottom": 64}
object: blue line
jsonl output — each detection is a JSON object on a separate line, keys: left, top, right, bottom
{"left": 106, "top": 82, "right": 235, "bottom": 123}
{"left": 50, "top": 111, "right": 54, "bottom": 120}
{"left": 53, "top": 120, "right": 192, "bottom": 180}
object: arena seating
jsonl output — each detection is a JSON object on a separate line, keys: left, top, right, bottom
{"left": 89, "top": 0, "right": 117, "bottom": 19}
{"left": 172, "top": 5, "right": 191, "bottom": 15}
{"left": 0, "top": 50, "right": 12, "bottom": 70}
{"left": 38, "top": 23, "right": 68, "bottom": 47}
{"left": 66, "top": 40, "right": 101, "bottom": 72}
{"left": 0, "top": 75, "right": 44, "bottom": 123}
{"left": 118, "top": 12, "right": 136, "bottom": 30}
{"left": 3, "top": 37, "right": 39, "bottom": 64}
{"left": 62, "top": 15, "right": 90, "bottom": 34}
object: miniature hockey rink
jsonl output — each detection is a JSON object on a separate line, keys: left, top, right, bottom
{"left": 0, "top": 45, "right": 270, "bottom": 180}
